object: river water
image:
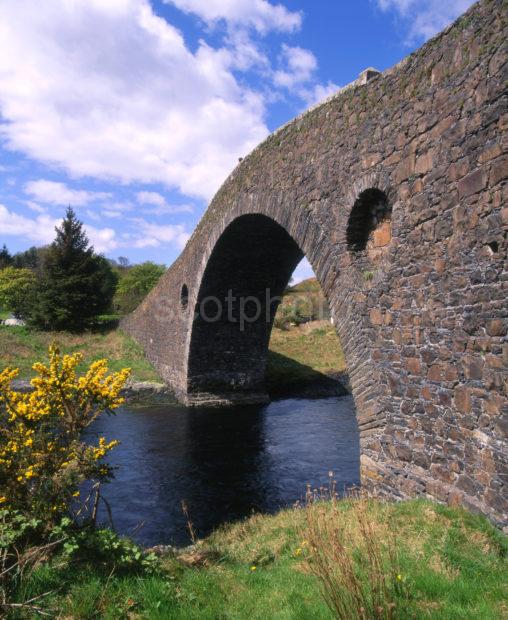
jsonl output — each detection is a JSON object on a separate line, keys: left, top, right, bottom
{"left": 88, "top": 396, "right": 360, "bottom": 546}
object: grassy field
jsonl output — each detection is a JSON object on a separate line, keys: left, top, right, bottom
{"left": 11, "top": 499, "right": 508, "bottom": 619}
{"left": 269, "top": 321, "right": 345, "bottom": 375}
{"left": 0, "top": 325, "right": 160, "bottom": 382}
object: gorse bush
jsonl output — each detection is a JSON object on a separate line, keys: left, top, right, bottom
{"left": 0, "top": 346, "right": 136, "bottom": 614}
{"left": 0, "top": 345, "right": 130, "bottom": 524}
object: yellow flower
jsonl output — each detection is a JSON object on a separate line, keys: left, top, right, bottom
{"left": 250, "top": 566, "right": 257, "bottom": 571}
{"left": 0, "top": 345, "right": 130, "bottom": 520}
{"left": 397, "top": 574, "right": 402, "bottom": 581}
{"left": 295, "top": 548, "right": 302, "bottom": 556}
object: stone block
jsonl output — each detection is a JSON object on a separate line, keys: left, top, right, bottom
{"left": 454, "top": 385, "right": 472, "bottom": 413}
{"left": 457, "top": 169, "right": 487, "bottom": 198}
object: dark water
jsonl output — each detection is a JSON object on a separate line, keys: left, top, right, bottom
{"left": 87, "top": 396, "right": 360, "bottom": 546}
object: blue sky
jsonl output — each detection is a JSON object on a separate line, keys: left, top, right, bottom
{"left": 0, "top": 0, "right": 473, "bottom": 281}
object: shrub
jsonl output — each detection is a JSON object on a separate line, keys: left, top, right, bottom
{"left": 0, "top": 345, "right": 130, "bottom": 525}
{"left": 0, "top": 267, "right": 36, "bottom": 318}
{"left": 114, "top": 261, "right": 166, "bottom": 315}
{"left": 0, "top": 346, "right": 131, "bottom": 613}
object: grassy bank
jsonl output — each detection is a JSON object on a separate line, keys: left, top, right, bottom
{"left": 10, "top": 499, "right": 507, "bottom": 618}
{"left": 0, "top": 325, "right": 160, "bottom": 382}
{"left": 269, "top": 321, "right": 345, "bottom": 375}
{"left": 0, "top": 321, "right": 346, "bottom": 391}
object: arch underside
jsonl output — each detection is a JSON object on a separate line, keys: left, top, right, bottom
{"left": 186, "top": 214, "right": 304, "bottom": 404}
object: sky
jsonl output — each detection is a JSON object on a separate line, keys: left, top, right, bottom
{"left": 0, "top": 0, "right": 474, "bottom": 282}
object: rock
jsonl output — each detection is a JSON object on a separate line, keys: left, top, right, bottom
{"left": 3, "top": 317, "right": 25, "bottom": 326}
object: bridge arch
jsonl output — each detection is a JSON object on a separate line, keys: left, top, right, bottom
{"left": 184, "top": 211, "right": 379, "bottom": 409}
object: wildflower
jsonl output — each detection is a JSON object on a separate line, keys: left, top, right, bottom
{"left": 397, "top": 574, "right": 402, "bottom": 581}
{"left": 295, "top": 548, "right": 302, "bottom": 556}
{"left": 0, "top": 496, "right": 6, "bottom": 504}
{"left": 250, "top": 565, "right": 257, "bottom": 571}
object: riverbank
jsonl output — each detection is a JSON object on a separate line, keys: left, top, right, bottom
{"left": 1, "top": 321, "right": 348, "bottom": 402}
{"left": 10, "top": 499, "right": 508, "bottom": 618}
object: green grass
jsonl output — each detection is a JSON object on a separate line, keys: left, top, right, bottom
{"left": 0, "top": 325, "right": 160, "bottom": 382}
{"left": 267, "top": 322, "right": 346, "bottom": 393}
{"left": 9, "top": 500, "right": 507, "bottom": 619}
{"left": 269, "top": 323, "right": 345, "bottom": 374}
{"left": 1, "top": 320, "right": 345, "bottom": 391}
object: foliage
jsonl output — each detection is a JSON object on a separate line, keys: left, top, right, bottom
{"left": 0, "top": 347, "right": 131, "bottom": 615}
{"left": 55, "top": 524, "right": 158, "bottom": 574}
{"left": 114, "top": 261, "right": 166, "bottom": 315}
{"left": 273, "top": 301, "right": 309, "bottom": 329}
{"left": 0, "top": 245, "right": 12, "bottom": 269}
{"left": 0, "top": 345, "right": 130, "bottom": 524}
{"left": 26, "top": 208, "right": 118, "bottom": 331}
{"left": 275, "top": 278, "right": 330, "bottom": 329}
{"left": 0, "top": 267, "right": 36, "bottom": 317}
{"left": 12, "top": 246, "right": 45, "bottom": 271}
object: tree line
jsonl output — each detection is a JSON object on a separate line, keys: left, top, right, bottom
{"left": 0, "top": 208, "right": 165, "bottom": 331}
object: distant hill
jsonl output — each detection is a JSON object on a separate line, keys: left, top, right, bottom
{"left": 288, "top": 277, "right": 321, "bottom": 293}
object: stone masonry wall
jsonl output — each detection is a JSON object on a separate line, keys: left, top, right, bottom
{"left": 122, "top": 0, "right": 508, "bottom": 528}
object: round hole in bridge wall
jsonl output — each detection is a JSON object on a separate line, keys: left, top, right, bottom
{"left": 180, "top": 284, "right": 189, "bottom": 310}
{"left": 346, "top": 188, "right": 392, "bottom": 253}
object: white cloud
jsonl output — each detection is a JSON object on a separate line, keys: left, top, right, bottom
{"left": 25, "top": 201, "right": 47, "bottom": 214}
{"left": 136, "top": 191, "right": 167, "bottom": 208}
{"left": 377, "top": 0, "right": 475, "bottom": 42}
{"left": 300, "top": 80, "right": 340, "bottom": 108}
{"left": 0, "top": 203, "right": 118, "bottom": 253}
{"left": 274, "top": 45, "right": 317, "bottom": 89}
{"left": 25, "top": 180, "right": 110, "bottom": 206}
{"left": 0, "top": 0, "right": 269, "bottom": 202}
{"left": 136, "top": 190, "right": 194, "bottom": 214}
{"left": 163, "top": 0, "right": 302, "bottom": 33}
{"left": 131, "top": 219, "right": 190, "bottom": 249}
{"left": 0, "top": 204, "right": 58, "bottom": 245}
{"left": 86, "top": 224, "right": 118, "bottom": 253}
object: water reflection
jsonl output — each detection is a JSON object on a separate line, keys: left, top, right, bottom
{"left": 88, "top": 396, "right": 360, "bottom": 546}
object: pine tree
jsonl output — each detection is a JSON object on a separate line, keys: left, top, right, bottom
{"left": 0, "top": 244, "right": 13, "bottom": 269}
{"left": 28, "top": 208, "right": 117, "bottom": 331}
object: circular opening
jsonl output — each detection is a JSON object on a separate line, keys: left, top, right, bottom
{"left": 180, "top": 283, "right": 189, "bottom": 309}
{"left": 346, "top": 188, "right": 391, "bottom": 253}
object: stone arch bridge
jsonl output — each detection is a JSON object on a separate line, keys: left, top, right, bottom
{"left": 123, "top": 0, "right": 507, "bottom": 527}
